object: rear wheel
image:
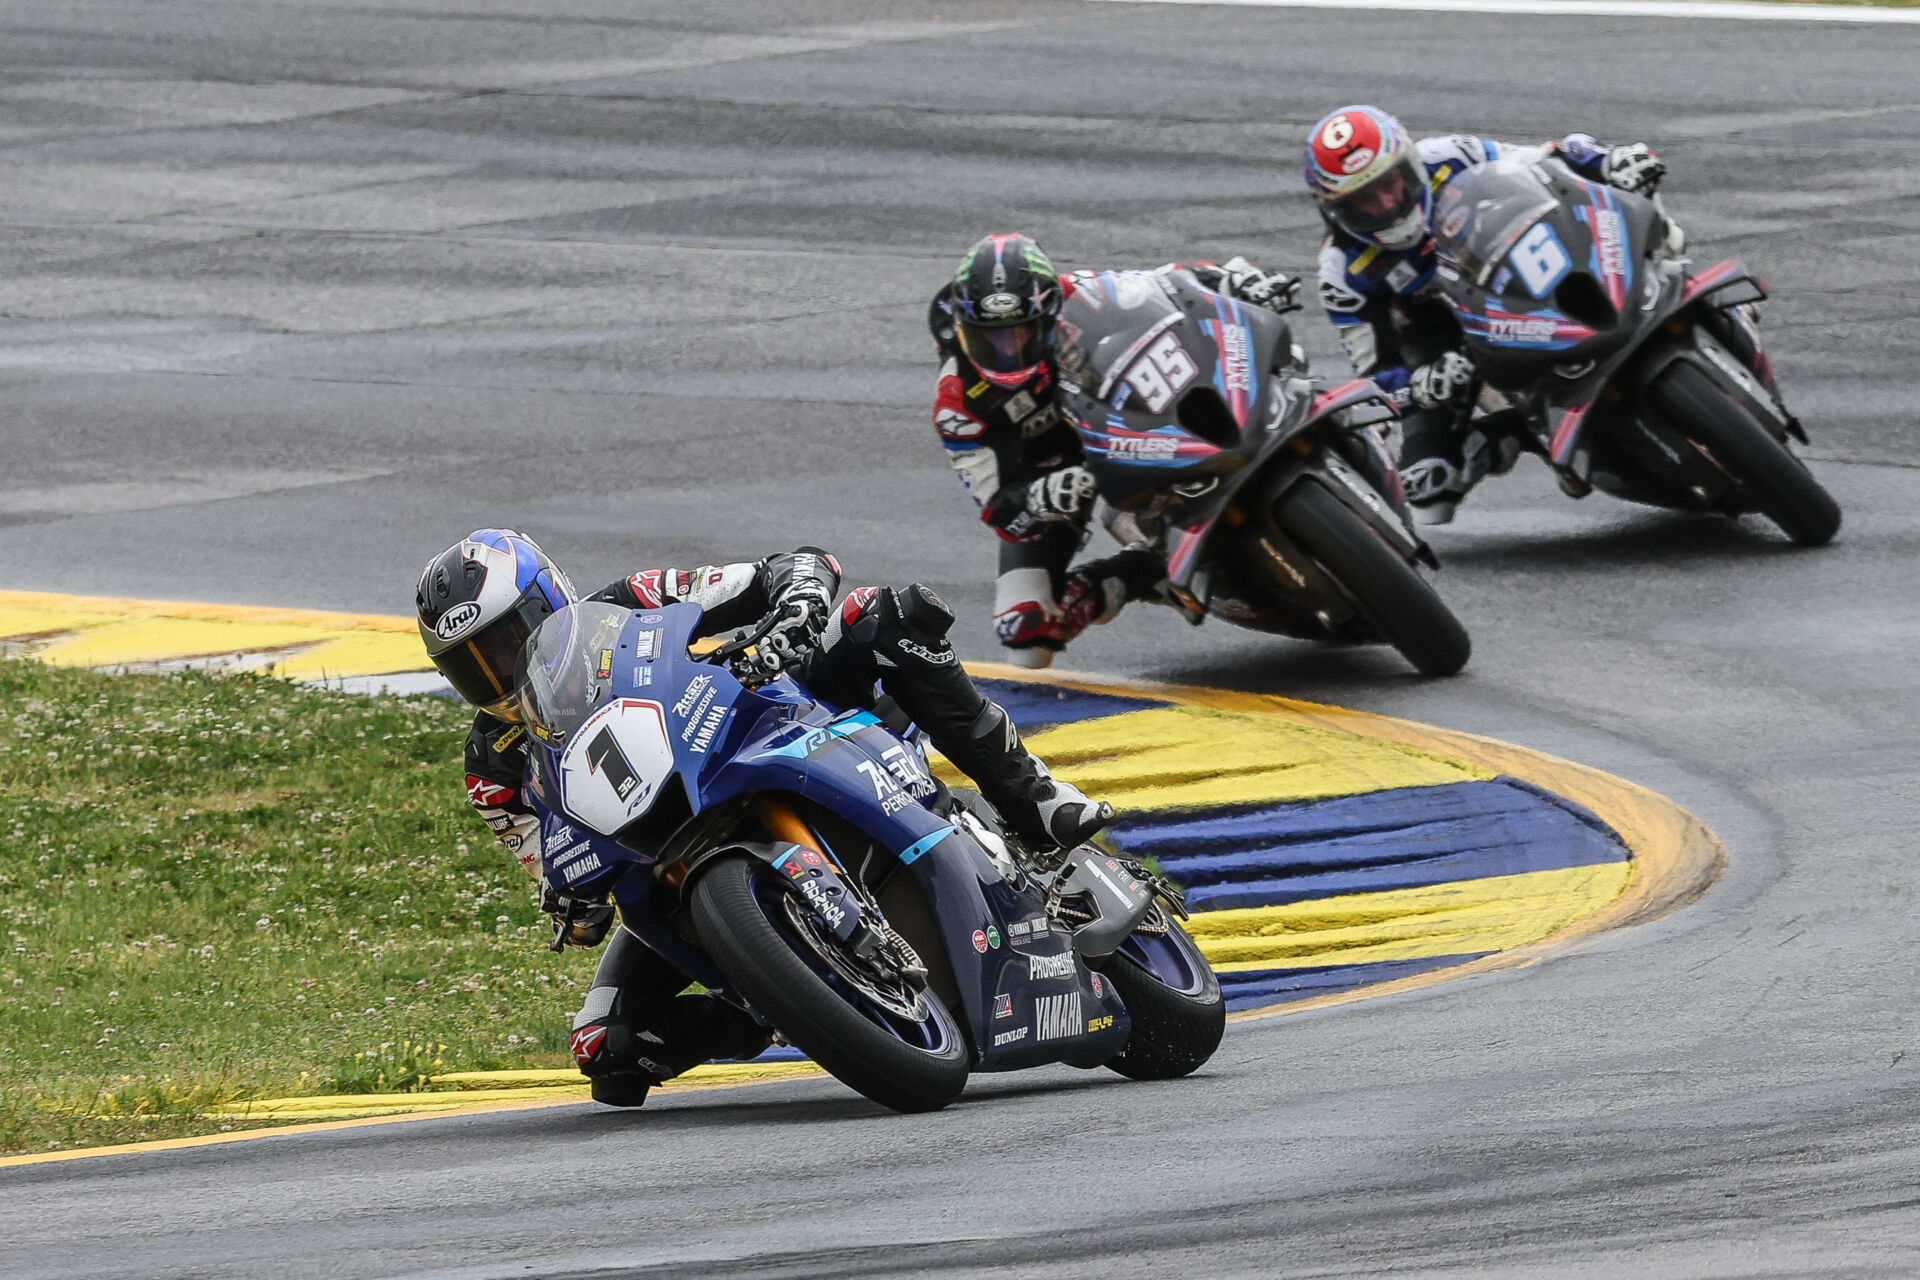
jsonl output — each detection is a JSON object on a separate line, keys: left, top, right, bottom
{"left": 1650, "top": 361, "right": 1840, "bottom": 547}
{"left": 1274, "top": 479, "right": 1471, "bottom": 676}
{"left": 1102, "top": 913, "right": 1225, "bottom": 1081}
{"left": 690, "top": 854, "right": 969, "bottom": 1113}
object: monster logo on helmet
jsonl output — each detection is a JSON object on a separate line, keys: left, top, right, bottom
{"left": 949, "top": 232, "right": 1064, "bottom": 389}
{"left": 1303, "top": 105, "right": 1434, "bottom": 253}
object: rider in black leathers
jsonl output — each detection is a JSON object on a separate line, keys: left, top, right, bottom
{"left": 417, "top": 530, "right": 1112, "bottom": 1107}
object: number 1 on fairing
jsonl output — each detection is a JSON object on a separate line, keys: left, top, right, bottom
{"left": 1126, "top": 333, "right": 1199, "bottom": 413}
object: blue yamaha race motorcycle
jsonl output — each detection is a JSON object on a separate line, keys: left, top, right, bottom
{"left": 1430, "top": 157, "right": 1839, "bottom": 546}
{"left": 513, "top": 601, "right": 1223, "bottom": 1113}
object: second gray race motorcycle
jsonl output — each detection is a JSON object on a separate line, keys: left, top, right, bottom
{"left": 1431, "top": 156, "right": 1839, "bottom": 546}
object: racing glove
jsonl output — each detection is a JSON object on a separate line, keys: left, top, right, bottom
{"left": 1408, "top": 351, "right": 1476, "bottom": 411}
{"left": 1025, "top": 466, "right": 1098, "bottom": 523}
{"left": 1603, "top": 143, "right": 1666, "bottom": 197}
{"left": 540, "top": 880, "right": 616, "bottom": 951}
{"left": 754, "top": 585, "right": 830, "bottom": 678}
{"left": 1197, "top": 255, "right": 1303, "bottom": 314}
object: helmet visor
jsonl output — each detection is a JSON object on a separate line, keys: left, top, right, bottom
{"left": 1326, "top": 156, "right": 1428, "bottom": 240}
{"left": 434, "top": 585, "right": 556, "bottom": 719}
{"left": 956, "top": 318, "right": 1050, "bottom": 380}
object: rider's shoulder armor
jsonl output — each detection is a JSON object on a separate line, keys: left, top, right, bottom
{"left": 1415, "top": 135, "right": 1499, "bottom": 198}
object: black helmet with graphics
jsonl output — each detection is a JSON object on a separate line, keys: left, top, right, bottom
{"left": 947, "top": 232, "right": 1064, "bottom": 388}
{"left": 415, "top": 529, "right": 575, "bottom": 721}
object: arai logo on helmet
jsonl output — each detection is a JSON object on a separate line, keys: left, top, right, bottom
{"left": 979, "top": 291, "right": 1022, "bottom": 318}
{"left": 1340, "top": 146, "right": 1376, "bottom": 175}
{"left": 433, "top": 601, "right": 483, "bottom": 640}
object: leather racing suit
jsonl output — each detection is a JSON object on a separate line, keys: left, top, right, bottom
{"left": 463, "top": 548, "right": 1109, "bottom": 1106}
{"left": 927, "top": 283, "right": 1165, "bottom": 663}
{"left": 1316, "top": 133, "right": 1635, "bottom": 516}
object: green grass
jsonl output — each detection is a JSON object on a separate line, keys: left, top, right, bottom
{"left": 0, "top": 659, "right": 601, "bottom": 1156}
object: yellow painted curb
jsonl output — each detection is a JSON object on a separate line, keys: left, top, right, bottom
{"left": 0, "top": 1062, "right": 828, "bottom": 1170}
{"left": 964, "top": 662, "right": 1726, "bottom": 1023}
{"left": 0, "top": 589, "right": 426, "bottom": 680}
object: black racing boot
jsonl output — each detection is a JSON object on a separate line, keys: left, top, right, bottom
{"left": 939, "top": 699, "right": 1114, "bottom": 866}
{"left": 573, "top": 941, "right": 773, "bottom": 1108}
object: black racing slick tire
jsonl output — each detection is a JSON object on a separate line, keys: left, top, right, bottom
{"left": 1650, "top": 360, "right": 1841, "bottom": 547}
{"left": 1274, "top": 479, "right": 1472, "bottom": 677}
{"left": 1102, "top": 919, "right": 1226, "bottom": 1081}
{"left": 690, "top": 854, "right": 969, "bottom": 1113}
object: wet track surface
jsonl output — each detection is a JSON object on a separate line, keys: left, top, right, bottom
{"left": 2, "top": 2, "right": 1919, "bottom": 1275}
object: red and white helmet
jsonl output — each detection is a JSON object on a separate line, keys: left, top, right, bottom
{"left": 1303, "top": 106, "right": 1432, "bottom": 252}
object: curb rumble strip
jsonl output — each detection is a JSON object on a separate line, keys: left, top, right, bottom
{"left": 0, "top": 605, "right": 1722, "bottom": 1170}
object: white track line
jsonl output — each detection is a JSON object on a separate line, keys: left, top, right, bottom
{"left": 1091, "top": 0, "right": 1920, "bottom": 23}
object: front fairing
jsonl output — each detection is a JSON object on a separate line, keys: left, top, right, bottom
{"left": 1058, "top": 269, "right": 1295, "bottom": 507}
{"left": 521, "top": 602, "right": 1132, "bottom": 1069}
{"left": 1435, "top": 160, "right": 1661, "bottom": 383}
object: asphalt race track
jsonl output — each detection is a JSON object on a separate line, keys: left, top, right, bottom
{"left": 2, "top": 2, "right": 1919, "bottom": 1276}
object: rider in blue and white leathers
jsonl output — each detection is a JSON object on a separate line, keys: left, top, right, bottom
{"left": 1304, "top": 106, "right": 1670, "bottom": 522}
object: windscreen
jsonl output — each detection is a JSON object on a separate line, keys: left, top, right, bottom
{"left": 515, "top": 602, "right": 629, "bottom": 745}
{"left": 1060, "top": 271, "right": 1184, "bottom": 398}
{"left": 1431, "top": 161, "right": 1561, "bottom": 287}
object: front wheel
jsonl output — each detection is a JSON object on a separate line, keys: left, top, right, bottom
{"left": 1273, "top": 479, "right": 1471, "bottom": 676}
{"left": 1649, "top": 360, "right": 1840, "bottom": 547}
{"left": 690, "top": 854, "right": 969, "bottom": 1113}
{"left": 1102, "top": 913, "right": 1225, "bottom": 1081}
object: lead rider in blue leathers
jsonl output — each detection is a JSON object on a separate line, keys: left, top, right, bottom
{"left": 1304, "top": 104, "right": 1671, "bottom": 522}
{"left": 414, "top": 530, "right": 1115, "bottom": 1108}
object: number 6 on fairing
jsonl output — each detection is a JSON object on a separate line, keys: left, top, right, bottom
{"left": 1510, "top": 222, "right": 1572, "bottom": 298}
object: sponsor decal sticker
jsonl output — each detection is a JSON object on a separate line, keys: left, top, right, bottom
{"left": 1486, "top": 316, "right": 1566, "bottom": 344}
{"left": 986, "top": 925, "right": 1001, "bottom": 950}
{"left": 1026, "top": 950, "right": 1077, "bottom": 981}
{"left": 596, "top": 648, "right": 613, "bottom": 680}
{"left": 993, "top": 1027, "right": 1028, "bottom": 1047}
{"left": 686, "top": 703, "right": 728, "bottom": 754}
{"left": 994, "top": 993, "right": 1014, "bottom": 1019}
{"left": 634, "top": 629, "right": 659, "bottom": 662}
{"left": 1341, "top": 145, "right": 1376, "bottom": 174}
{"left": 1087, "top": 1014, "right": 1115, "bottom": 1033}
{"left": 1220, "top": 322, "right": 1252, "bottom": 394}
{"left": 560, "top": 850, "right": 603, "bottom": 883}
{"left": 672, "top": 674, "right": 713, "bottom": 718}
{"left": 432, "top": 601, "right": 482, "bottom": 641}
{"left": 980, "top": 291, "right": 1021, "bottom": 318}
{"left": 466, "top": 775, "right": 516, "bottom": 808}
{"left": 935, "top": 407, "right": 983, "bottom": 440}
{"left": 972, "top": 929, "right": 989, "bottom": 954}
{"left": 1091, "top": 973, "right": 1104, "bottom": 999}
{"left": 799, "top": 877, "right": 846, "bottom": 931}
{"left": 1034, "top": 992, "right": 1084, "bottom": 1042}
{"left": 1107, "top": 433, "right": 1181, "bottom": 460}
{"left": 569, "top": 1025, "right": 609, "bottom": 1066}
